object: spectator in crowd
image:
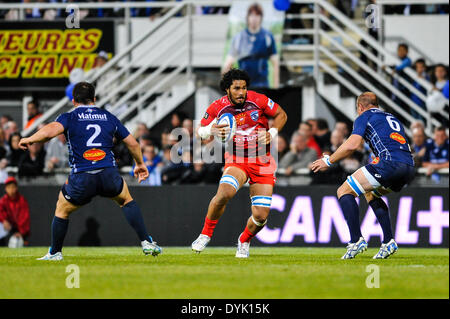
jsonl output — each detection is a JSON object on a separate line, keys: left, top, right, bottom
{"left": 386, "top": 43, "right": 412, "bottom": 109}
{"left": 422, "top": 126, "right": 449, "bottom": 176}
{"left": 134, "top": 122, "right": 151, "bottom": 141}
{"left": 4, "top": 121, "right": 19, "bottom": 143}
{"left": 296, "top": 121, "right": 322, "bottom": 157}
{"left": 24, "top": 100, "right": 43, "bottom": 130}
{"left": 329, "top": 129, "right": 345, "bottom": 153}
{"left": 160, "top": 148, "right": 192, "bottom": 185}
{"left": 6, "top": 133, "right": 25, "bottom": 167}
{"left": 0, "top": 127, "right": 8, "bottom": 160}
{"left": 276, "top": 133, "right": 289, "bottom": 161}
{"left": 18, "top": 142, "right": 46, "bottom": 178}
{"left": 170, "top": 111, "right": 186, "bottom": 131}
{"left": 334, "top": 121, "right": 350, "bottom": 138}
{"left": 279, "top": 132, "right": 317, "bottom": 176}
{"left": 222, "top": 3, "right": 280, "bottom": 88}
{"left": 410, "top": 120, "right": 426, "bottom": 133}
{"left": 0, "top": 115, "right": 12, "bottom": 130}
{"left": 131, "top": 144, "right": 162, "bottom": 186}
{"left": 44, "top": 134, "right": 68, "bottom": 172}
{"left": 432, "top": 64, "right": 449, "bottom": 92}
{"left": 139, "top": 134, "right": 154, "bottom": 150}
{"left": 0, "top": 177, "right": 30, "bottom": 247}
{"left": 410, "top": 58, "right": 430, "bottom": 120}
{"left": 411, "top": 126, "right": 428, "bottom": 166}
{"left": 313, "top": 118, "right": 331, "bottom": 151}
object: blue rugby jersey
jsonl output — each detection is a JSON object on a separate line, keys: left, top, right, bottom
{"left": 56, "top": 105, "right": 130, "bottom": 173}
{"left": 423, "top": 138, "right": 449, "bottom": 164}
{"left": 351, "top": 108, "right": 414, "bottom": 166}
{"left": 229, "top": 28, "right": 277, "bottom": 87}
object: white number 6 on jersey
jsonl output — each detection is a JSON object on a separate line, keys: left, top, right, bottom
{"left": 86, "top": 124, "right": 102, "bottom": 147}
{"left": 386, "top": 116, "right": 401, "bottom": 132}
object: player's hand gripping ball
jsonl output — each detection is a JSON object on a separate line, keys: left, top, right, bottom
{"left": 214, "top": 113, "right": 236, "bottom": 143}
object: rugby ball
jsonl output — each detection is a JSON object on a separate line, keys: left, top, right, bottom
{"left": 215, "top": 113, "right": 236, "bottom": 143}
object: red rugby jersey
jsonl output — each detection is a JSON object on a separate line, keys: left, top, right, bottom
{"left": 200, "top": 91, "right": 279, "bottom": 157}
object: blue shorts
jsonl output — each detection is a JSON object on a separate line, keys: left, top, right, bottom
{"left": 61, "top": 167, "right": 124, "bottom": 206}
{"left": 363, "top": 160, "right": 415, "bottom": 193}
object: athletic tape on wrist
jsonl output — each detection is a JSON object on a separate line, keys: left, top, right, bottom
{"left": 322, "top": 155, "right": 332, "bottom": 167}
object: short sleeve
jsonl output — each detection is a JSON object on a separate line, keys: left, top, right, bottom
{"left": 114, "top": 116, "right": 130, "bottom": 140}
{"left": 257, "top": 93, "right": 279, "bottom": 117}
{"left": 351, "top": 113, "right": 368, "bottom": 137}
{"left": 55, "top": 113, "right": 70, "bottom": 131}
{"left": 200, "top": 102, "right": 219, "bottom": 126}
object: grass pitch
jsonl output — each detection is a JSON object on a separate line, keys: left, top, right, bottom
{"left": 0, "top": 247, "right": 448, "bottom": 299}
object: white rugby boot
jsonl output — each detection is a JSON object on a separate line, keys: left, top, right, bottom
{"left": 341, "top": 237, "right": 368, "bottom": 259}
{"left": 37, "top": 248, "right": 63, "bottom": 261}
{"left": 141, "top": 240, "right": 162, "bottom": 256}
{"left": 373, "top": 239, "right": 398, "bottom": 259}
{"left": 235, "top": 235, "right": 250, "bottom": 258}
{"left": 191, "top": 234, "right": 211, "bottom": 253}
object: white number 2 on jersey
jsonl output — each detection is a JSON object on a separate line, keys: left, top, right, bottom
{"left": 386, "top": 116, "right": 401, "bottom": 132}
{"left": 86, "top": 124, "right": 102, "bottom": 147}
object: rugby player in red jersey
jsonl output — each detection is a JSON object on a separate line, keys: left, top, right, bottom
{"left": 191, "top": 69, "right": 287, "bottom": 258}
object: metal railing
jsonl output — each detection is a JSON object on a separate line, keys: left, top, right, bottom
{"left": 12, "top": 0, "right": 232, "bottom": 137}
{"left": 286, "top": 0, "right": 448, "bottom": 136}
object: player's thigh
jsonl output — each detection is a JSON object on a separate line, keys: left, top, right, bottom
{"left": 216, "top": 165, "right": 248, "bottom": 198}
{"left": 55, "top": 191, "right": 80, "bottom": 218}
{"left": 364, "top": 186, "right": 392, "bottom": 203}
{"left": 338, "top": 166, "right": 380, "bottom": 198}
{"left": 249, "top": 183, "right": 273, "bottom": 221}
{"left": 111, "top": 179, "right": 133, "bottom": 207}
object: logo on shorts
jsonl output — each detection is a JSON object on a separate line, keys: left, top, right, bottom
{"left": 250, "top": 111, "right": 259, "bottom": 122}
{"left": 65, "top": 195, "right": 71, "bottom": 200}
{"left": 372, "top": 157, "right": 380, "bottom": 164}
{"left": 83, "top": 148, "right": 106, "bottom": 162}
{"left": 390, "top": 132, "right": 406, "bottom": 144}
{"left": 375, "top": 174, "right": 381, "bottom": 178}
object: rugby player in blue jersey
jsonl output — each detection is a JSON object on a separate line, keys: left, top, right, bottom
{"left": 311, "top": 92, "right": 415, "bottom": 259}
{"left": 19, "top": 82, "right": 162, "bottom": 260}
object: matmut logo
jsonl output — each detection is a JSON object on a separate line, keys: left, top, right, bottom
{"left": 77, "top": 113, "right": 107, "bottom": 121}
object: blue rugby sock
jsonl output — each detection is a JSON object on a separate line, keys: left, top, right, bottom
{"left": 122, "top": 200, "right": 153, "bottom": 242}
{"left": 338, "top": 194, "right": 363, "bottom": 243}
{"left": 50, "top": 216, "right": 69, "bottom": 254}
{"left": 369, "top": 198, "right": 393, "bottom": 244}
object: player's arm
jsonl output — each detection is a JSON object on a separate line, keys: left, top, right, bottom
{"left": 311, "top": 134, "right": 363, "bottom": 173}
{"left": 270, "top": 54, "right": 280, "bottom": 89}
{"left": 258, "top": 103, "right": 288, "bottom": 145}
{"left": 122, "top": 134, "right": 149, "bottom": 183}
{"left": 19, "top": 122, "right": 65, "bottom": 150}
{"left": 196, "top": 104, "right": 229, "bottom": 140}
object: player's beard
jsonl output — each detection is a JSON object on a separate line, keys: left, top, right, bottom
{"left": 229, "top": 93, "right": 247, "bottom": 108}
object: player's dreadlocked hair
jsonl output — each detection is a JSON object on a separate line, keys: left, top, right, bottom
{"left": 73, "top": 81, "right": 96, "bottom": 105}
{"left": 220, "top": 69, "right": 251, "bottom": 92}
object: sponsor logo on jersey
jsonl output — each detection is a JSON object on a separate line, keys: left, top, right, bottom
{"left": 371, "top": 157, "right": 380, "bottom": 164}
{"left": 235, "top": 113, "right": 246, "bottom": 125}
{"left": 250, "top": 111, "right": 259, "bottom": 122}
{"left": 390, "top": 132, "right": 406, "bottom": 144}
{"left": 204, "top": 112, "right": 209, "bottom": 120}
{"left": 268, "top": 99, "right": 274, "bottom": 110}
{"left": 77, "top": 113, "right": 108, "bottom": 121}
{"left": 83, "top": 148, "right": 106, "bottom": 162}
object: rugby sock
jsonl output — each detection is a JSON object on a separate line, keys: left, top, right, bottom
{"left": 369, "top": 198, "right": 393, "bottom": 244}
{"left": 338, "top": 194, "right": 363, "bottom": 243}
{"left": 122, "top": 201, "right": 153, "bottom": 242}
{"left": 239, "top": 226, "right": 255, "bottom": 243}
{"left": 50, "top": 216, "right": 69, "bottom": 254}
{"left": 201, "top": 216, "right": 218, "bottom": 238}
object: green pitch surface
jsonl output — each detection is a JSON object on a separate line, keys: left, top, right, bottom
{"left": 0, "top": 247, "right": 448, "bottom": 299}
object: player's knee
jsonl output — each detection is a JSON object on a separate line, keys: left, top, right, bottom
{"left": 251, "top": 213, "right": 268, "bottom": 227}
{"left": 212, "top": 192, "right": 233, "bottom": 207}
